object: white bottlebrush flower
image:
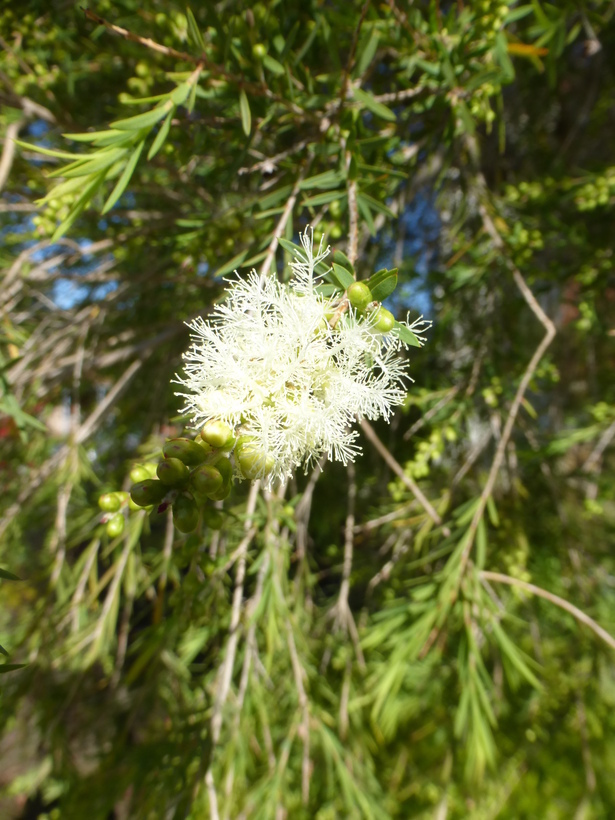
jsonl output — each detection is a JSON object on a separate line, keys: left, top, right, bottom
{"left": 175, "top": 227, "right": 430, "bottom": 486}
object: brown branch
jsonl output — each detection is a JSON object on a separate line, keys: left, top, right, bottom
{"left": 360, "top": 418, "right": 448, "bottom": 533}
{"left": 480, "top": 571, "right": 615, "bottom": 653}
{"left": 82, "top": 8, "right": 200, "bottom": 64}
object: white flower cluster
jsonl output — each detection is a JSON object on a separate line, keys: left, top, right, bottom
{"left": 175, "top": 228, "right": 429, "bottom": 486}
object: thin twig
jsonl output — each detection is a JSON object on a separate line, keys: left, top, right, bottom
{"left": 205, "top": 480, "right": 260, "bottom": 814}
{"left": 479, "top": 570, "right": 615, "bottom": 652}
{"left": 360, "top": 418, "right": 448, "bottom": 533}
{"left": 259, "top": 167, "right": 307, "bottom": 283}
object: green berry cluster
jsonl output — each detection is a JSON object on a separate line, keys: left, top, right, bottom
{"left": 575, "top": 170, "right": 615, "bottom": 211}
{"left": 98, "top": 420, "right": 278, "bottom": 535}
{"left": 347, "top": 281, "right": 396, "bottom": 332}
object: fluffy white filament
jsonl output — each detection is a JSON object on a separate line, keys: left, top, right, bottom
{"left": 175, "top": 228, "right": 429, "bottom": 485}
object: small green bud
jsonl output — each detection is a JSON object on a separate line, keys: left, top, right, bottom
{"left": 98, "top": 492, "right": 121, "bottom": 513}
{"left": 173, "top": 495, "right": 199, "bottom": 533}
{"left": 202, "top": 507, "right": 225, "bottom": 529}
{"left": 130, "top": 479, "right": 167, "bottom": 507}
{"left": 128, "top": 497, "right": 143, "bottom": 512}
{"left": 157, "top": 457, "right": 190, "bottom": 486}
{"left": 190, "top": 464, "right": 223, "bottom": 496}
{"left": 235, "top": 436, "right": 275, "bottom": 480}
{"left": 129, "top": 465, "right": 150, "bottom": 483}
{"left": 347, "top": 281, "right": 372, "bottom": 312}
{"left": 194, "top": 434, "right": 214, "bottom": 454}
{"left": 163, "top": 437, "right": 208, "bottom": 466}
{"left": 106, "top": 513, "right": 125, "bottom": 538}
{"left": 371, "top": 306, "right": 395, "bottom": 333}
{"left": 143, "top": 463, "right": 159, "bottom": 478}
{"left": 201, "top": 420, "right": 235, "bottom": 450}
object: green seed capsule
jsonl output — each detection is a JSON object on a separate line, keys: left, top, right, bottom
{"left": 157, "top": 457, "right": 189, "bottom": 486}
{"left": 347, "top": 281, "right": 372, "bottom": 312}
{"left": 202, "top": 507, "right": 225, "bottom": 529}
{"left": 106, "top": 513, "right": 125, "bottom": 538}
{"left": 98, "top": 492, "right": 121, "bottom": 513}
{"left": 201, "top": 420, "right": 235, "bottom": 449}
{"left": 173, "top": 495, "right": 199, "bottom": 533}
{"left": 163, "top": 438, "right": 208, "bottom": 466}
{"left": 129, "top": 465, "right": 150, "bottom": 483}
{"left": 212, "top": 455, "right": 233, "bottom": 484}
{"left": 190, "top": 464, "right": 223, "bottom": 496}
{"left": 371, "top": 306, "right": 395, "bottom": 333}
{"left": 130, "top": 479, "right": 167, "bottom": 507}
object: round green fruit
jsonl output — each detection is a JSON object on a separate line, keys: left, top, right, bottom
{"left": 130, "top": 479, "right": 167, "bottom": 507}
{"left": 173, "top": 495, "right": 199, "bottom": 533}
{"left": 129, "top": 465, "right": 150, "bottom": 483}
{"left": 371, "top": 306, "right": 395, "bottom": 333}
{"left": 163, "top": 438, "right": 208, "bottom": 466}
{"left": 252, "top": 42, "right": 267, "bottom": 60}
{"left": 347, "top": 281, "right": 372, "bottom": 312}
{"left": 98, "top": 492, "right": 121, "bottom": 513}
{"left": 157, "top": 457, "right": 189, "bottom": 485}
{"left": 190, "top": 464, "right": 223, "bottom": 496}
{"left": 106, "top": 513, "right": 125, "bottom": 538}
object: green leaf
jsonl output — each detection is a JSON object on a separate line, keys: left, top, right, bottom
{"left": 0, "top": 644, "right": 8, "bottom": 656}
{"left": 330, "top": 263, "right": 354, "bottom": 290}
{"left": 0, "top": 664, "right": 25, "bottom": 674}
{"left": 239, "top": 89, "right": 251, "bottom": 137}
{"left": 147, "top": 109, "right": 174, "bottom": 160}
{"left": 476, "top": 517, "right": 487, "bottom": 569}
{"left": 51, "top": 171, "right": 107, "bottom": 241}
{"left": 0, "top": 568, "right": 21, "bottom": 581}
{"left": 352, "top": 86, "right": 396, "bottom": 122}
{"left": 186, "top": 7, "right": 205, "bottom": 53}
{"left": 357, "top": 194, "right": 376, "bottom": 235}
{"left": 14, "top": 140, "right": 80, "bottom": 160}
{"left": 170, "top": 82, "right": 191, "bottom": 107}
{"left": 102, "top": 141, "right": 145, "bottom": 214}
{"left": 354, "top": 29, "right": 380, "bottom": 78}
{"left": 299, "top": 170, "right": 344, "bottom": 191}
{"left": 302, "top": 190, "right": 346, "bottom": 207}
{"left": 367, "top": 268, "right": 397, "bottom": 301}
{"left": 263, "top": 54, "right": 285, "bottom": 75}
{"left": 111, "top": 104, "right": 170, "bottom": 131}
{"left": 391, "top": 321, "right": 421, "bottom": 347}
{"left": 358, "top": 191, "right": 396, "bottom": 219}
{"left": 278, "top": 238, "right": 305, "bottom": 257}
{"left": 48, "top": 146, "right": 128, "bottom": 179}
{"left": 490, "top": 619, "right": 541, "bottom": 689}
{"left": 332, "top": 250, "right": 355, "bottom": 274}
{"left": 315, "top": 283, "right": 340, "bottom": 297}
{"left": 213, "top": 249, "right": 248, "bottom": 278}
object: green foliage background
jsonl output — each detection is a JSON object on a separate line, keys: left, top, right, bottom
{"left": 1, "top": 1, "right": 615, "bottom": 817}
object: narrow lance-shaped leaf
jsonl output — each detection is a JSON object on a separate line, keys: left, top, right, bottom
{"left": 239, "top": 89, "right": 251, "bottom": 137}
{"left": 186, "top": 7, "right": 205, "bottom": 53}
{"left": 102, "top": 141, "right": 145, "bottom": 214}
{"left": 147, "top": 108, "right": 174, "bottom": 160}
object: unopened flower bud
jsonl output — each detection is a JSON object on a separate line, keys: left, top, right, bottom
{"left": 106, "top": 513, "right": 125, "bottom": 538}
{"left": 163, "top": 437, "right": 208, "bottom": 466}
{"left": 157, "top": 457, "right": 189, "bottom": 486}
{"left": 130, "top": 479, "right": 167, "bottom": 507}
{"left": 235, "top": 436, "right": 275, "bottom": 480}
{"left": 173, "top": 495, "right": 199, "bottom": 533}
{"left": 201, "top": 420, "right": 235, "bottom": 450}
{"left": 347, "top": 281, "right": 372, "bottom": 312}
